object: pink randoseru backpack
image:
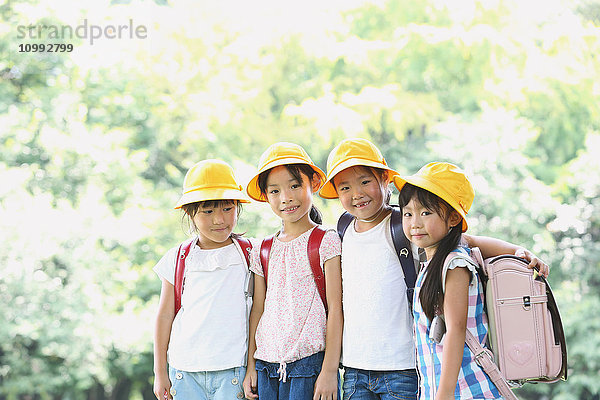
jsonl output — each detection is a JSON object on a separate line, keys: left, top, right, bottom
{"left": 466, "top": 247, "right": 568, "bottom": 399}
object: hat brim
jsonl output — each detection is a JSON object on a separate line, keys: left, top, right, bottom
{"left": 175, "top": 188, "right": 251, "bottom": 209}
{"left": 246, "top": 157, "right": 326, "bottom": 202}
{"left": 319, "top": 159, "right": 399, "bottom": 199}
{"left": 393, "top": 175, "right": 468, "bottom": 232}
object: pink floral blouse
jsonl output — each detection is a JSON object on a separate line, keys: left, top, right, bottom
{"left": 250, "top": 227, "right": 341, "bottom": 364}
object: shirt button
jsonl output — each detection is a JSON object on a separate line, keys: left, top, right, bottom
{"left": 231, "top": 377, "right": 239, "bottom": 385}
{"left": 170, "top": 388, "right": 177, "bottom": 396}
{"left": 237, "top": 392, "right": 244, "bottom": 399}
{"left": 176, "top": 372, "right": 183, "bottom": 380}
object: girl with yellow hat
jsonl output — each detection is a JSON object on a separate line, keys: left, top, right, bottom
{"left": 319, "top": 139, "right": 549, "bottom": 400}
{"left": 153, "top": 159, "right": 252, "bottom": 400}
{"left": 394, "top": 162, "right": 548, "bottom": 399}
{"left": 243, "top": 142, "right": 343, "bottom": 400}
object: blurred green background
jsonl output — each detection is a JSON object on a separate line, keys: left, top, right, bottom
{"left": 1, "top": 0, "right": 599, "bottom": 398}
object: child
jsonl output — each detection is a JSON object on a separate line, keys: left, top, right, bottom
{"left": 153, "top": 159, "right": 253, "bottom": 400}
{"left": 318, "top": 139, "right": 549, "bottom": 400}
{"left": 242, "top": 142, "right": 343, "bottom": 400}
{"left": 394, "top": 162, "right": 510, "bottom": 399}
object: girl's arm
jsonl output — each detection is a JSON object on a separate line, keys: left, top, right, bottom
{"left": 463, "top": 234, "right": 549, "bottom": 277}
{"left": 243, "top": 273, "right": 265, "bottom": 400}
{"left": 153, "top": 278, "right": 175, "bottom": 400}
{"left": 436, "top": 267, "right": 471, "bottom": 400}
{"left": 314, "top": 255, "right": 343, "bottom": 400}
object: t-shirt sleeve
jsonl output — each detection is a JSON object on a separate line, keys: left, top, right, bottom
{"left": 249, "top": 237, "right": 264, "bottom": 277}
{"left": 441, "top": 253, "right": 478, "bottom": 293}
{"left": 319, "top": 229, "right": 342, "bottom": 268}
{"left": 153, "top": 245, "right": 179, "bottom": 285}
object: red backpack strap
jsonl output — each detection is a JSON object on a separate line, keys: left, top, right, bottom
{"left": 308, "top": 226, "right": 328, "bottom": 313}
{"left": 174, "top": 239, "right": 194, "bottom": 315}
{"left": 234, "top": 237, "right": 253, "bottom": 269}
{"left": 260, "top": 235, "right": 275, "bottom": 284}
{"left": 234, "top": 236, "right": 254, "bottom": 297}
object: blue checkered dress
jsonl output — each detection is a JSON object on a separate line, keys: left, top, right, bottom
{"left": 413, "top": 246, "right": 502, "bottom": 399}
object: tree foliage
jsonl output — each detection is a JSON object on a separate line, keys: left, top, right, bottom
{"left": 1, "top": 0, "right": 599, "bottom": 398}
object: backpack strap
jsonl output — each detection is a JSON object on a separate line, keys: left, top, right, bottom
{"left": 259, "top": 227, "right": 329, "bottom": 312}
{"left": 337, "top": 208, "right": 416, "bottom": 308}
{"left": 233, "top": 236, "right": 254, "bottom": 297}
{"left": 389, "top": 207, "right": 417, "bottom": 308}
{"left": 234, "top": 236, "right": 253, "bottom": 269}
{"left": 173, "top": 238, "right": 195, "bottom": 315}
{"left": 465, "top": 330, "right": 519, "bottom": 400}
{"left": 259, "top": 235, "right": 275, "bottom": 284}
{"left": 175, "top": 237, "right": 253, "bottom": 314}
{"left": 336, "top": 211, "right": 354, "bottom": 239}
{"left": 308, "top": 226, "right": 328, "bottom": 313}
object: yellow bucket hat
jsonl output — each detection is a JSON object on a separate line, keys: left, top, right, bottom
{"left": 174, "top": 159, "right": 250, "bottom": 209}
{"left": 246, "top": 142, "right": 326, "bottom": 202}
{"left": 319, "top": 138, "right": 399, "bottom": 199}
{"left": 392, "top": 162, "right": 474, "bottom": 232}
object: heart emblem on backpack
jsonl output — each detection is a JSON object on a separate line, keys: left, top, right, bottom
{"left": 508, "top": 341, "right": 534, "bottom": 365}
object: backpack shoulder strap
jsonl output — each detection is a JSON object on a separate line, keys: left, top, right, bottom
{"left": 233, "top": 236, "right": 254, "bottom": 297}
{"left": 259, "top": 228, "right": 329, "bottom": 313}
{"left": 260, "top": 235, "right": 275, "bottom": 284}
{"left": 389, "top": 207, "right": 417, "bottom": 307}
{"left": 542, "top": 275, "right": 568, "bottom": 381}
{"left": 308, "top": 226, "right": 328, "bottom": 313}
{"left": 336, "top": 211, "right": 354, "bottom": 240}
{"left": 174, "top": 238, "right": 195, "bottom": 315}
{"left": 234, "top": 236, "right": 253, "bottom": 269}
{"left": 464, "top": 330, "right": 519, "bottom": 400}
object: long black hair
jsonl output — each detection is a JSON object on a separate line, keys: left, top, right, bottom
{"left": 257, "top": 163, "right": 323, "bottom": 225}
{"left": 399, "top": 183, "right": 463, "bottom": 322}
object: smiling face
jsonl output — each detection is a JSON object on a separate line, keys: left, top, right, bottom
{"left": 189, "top": 201, "right": 237, "bottom": 249}
{"left": 264, "top": 165, "right": 318, "bottom": 227}
{"left": 333, "top": 166, "right": 388, "bottom": 222}
{"left": 401, "top": 197, "right": 461, "bottom": 259}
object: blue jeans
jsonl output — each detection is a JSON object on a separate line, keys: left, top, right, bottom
{"left": 256, "top": 352, "right": 341, "bottom": 400}
{"left": 168, "top": 366, "right": 245, "bottom": 400}
{"left": 342, "top": 368, "right": 418, "bottom": 400}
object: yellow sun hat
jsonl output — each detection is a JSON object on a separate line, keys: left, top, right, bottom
{"left": 319, "top": 138, "right": 399, "bottom": 199}
{"left": 174, "top": 159, "right": 250, "bottom": 209}
{"left": 246, "top": 142, "right": 326, "bottom": 202}
{"left": 392, "top": 162, "right": 474, "bottom": 232}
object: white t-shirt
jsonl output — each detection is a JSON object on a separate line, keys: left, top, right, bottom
{"left": 341, "top": 213, "right": 419, "bottom": 370}
{"left": 153, "top": 239, "right": 252, "bottom": 372}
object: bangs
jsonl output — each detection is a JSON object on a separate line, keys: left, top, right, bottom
{"left": 399, "top": 184, "right": 451, "bottom": 217}
{"left": 182, "top": 199, "right": 236, "bottom": 217}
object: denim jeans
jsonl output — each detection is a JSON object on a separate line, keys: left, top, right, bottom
{"left": 168, "top": 366, "right": 245, "bottom": 400}
{"left": 256, "top": 352, "right": 341, "bottom": 400}
{"left": 342, "top": 367, "right": 418, "bottom": 400}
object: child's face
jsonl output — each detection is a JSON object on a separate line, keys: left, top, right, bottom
{"left": 191, "top": 202, "right": 237, "bottom": 249}
{"left": 402, "top": 197, "right": 460, "bottom": 259}
{"left": 265, "top": 165, "right": 317, "bottom": 225}
{"left": 333, "top": 166, "right": 387, "bottom": 220}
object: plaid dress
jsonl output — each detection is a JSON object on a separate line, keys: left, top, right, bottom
{"left": 413, "top": 246, "right": 502, "bottom": 399}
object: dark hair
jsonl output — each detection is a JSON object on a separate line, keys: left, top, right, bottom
{"left": 399, "top": 183, "right": 462, "bottom": 322}
{"left": 330, "top": 166, "right": 392, "bottom": 205}
{"left": 181, "top": 199, "right": 243, "bottom": 236}
{"left": 257, "top": 163, "right": 323, "bottom": 225}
